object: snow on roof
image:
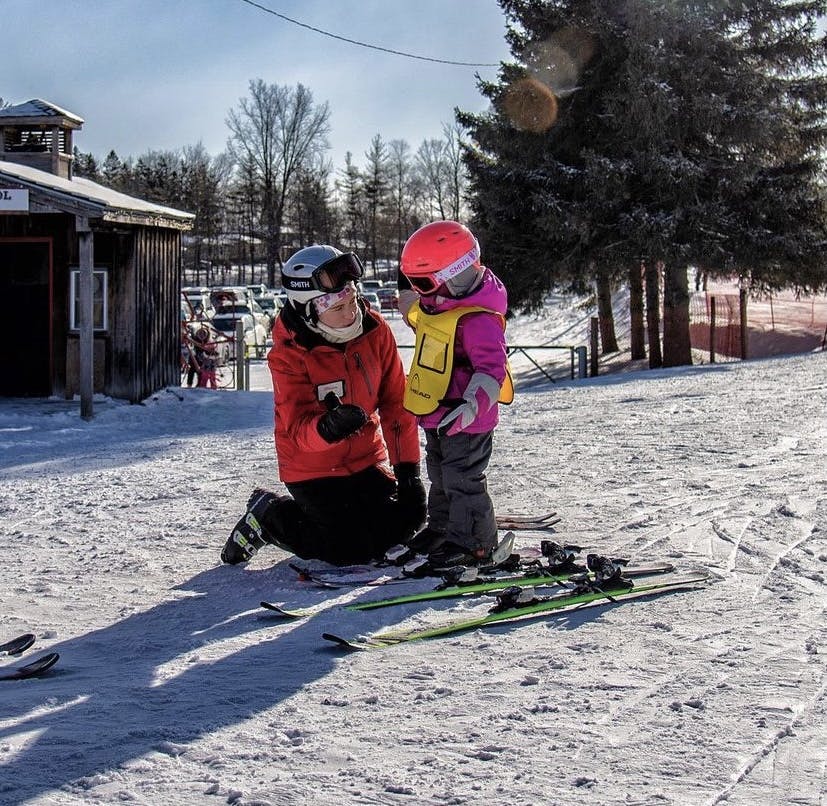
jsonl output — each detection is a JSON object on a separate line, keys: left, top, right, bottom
{"left": 0, "top": 160, "right": 194, "bottom": 228}
{"left": 0, "top": 98, "right": 84, "bottom": 125}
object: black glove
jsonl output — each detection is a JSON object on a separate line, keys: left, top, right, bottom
{"left": 394, "top": 462, "right": 427, "bottom": 532}
{"left": 317, "top": 392, "right": 368, "bottom": 443}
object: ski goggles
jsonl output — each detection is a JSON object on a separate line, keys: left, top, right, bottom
{"left": 310, "top": 252, "right": 364, "bottom": 293}
{"left": 405, "top": 243, "right": 480, "bottom": 294}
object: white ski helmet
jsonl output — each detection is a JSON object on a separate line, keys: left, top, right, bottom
{"left": 281, "top": 245, "right": 364, "bottom": 321}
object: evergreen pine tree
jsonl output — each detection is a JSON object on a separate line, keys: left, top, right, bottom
{"left": 460, "top": 0, "right": 827, "bottom": 366}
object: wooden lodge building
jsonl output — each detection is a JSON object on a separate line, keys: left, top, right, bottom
{"left": 0, "top": 99, "right": 193, "bottom": 416}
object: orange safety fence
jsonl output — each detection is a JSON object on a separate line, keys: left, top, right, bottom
{"left": 689, "top": 290, "right": 827, "bottom": 360}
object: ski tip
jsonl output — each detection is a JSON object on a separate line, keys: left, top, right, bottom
{"left": 1, "top": 651, "right": 59, "bottom": 681}
{"left": 260, "top": 602, "right": 309, "bottom": 619}
{"left": 0, "top": 632, "right": 36, "bottom": 655}
{"left": 322, "top": 632, "right": 387, "bottom": 651}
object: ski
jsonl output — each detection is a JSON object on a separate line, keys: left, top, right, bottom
{"left": 260, "top": 600, "right": 312, "bottom": 619}
{"left": 345, "top": 561, "right": 675, "bottom": 612}
{"left": 0, "top": 652, "right": 59, "bottom": 680}
{"left": 496, "top": 511, "right": 556, "bottom": 526}
{"left": 292, "top": 531, "right": 519, "bottom": 588}
{"left": 262, "top": 561, "right": 676, "bottom": 619}
{"left": 322, "top": 574, "right": 709, "bottom": 649}
{"left": 288, "top": 562, "right": 403, "bottom": 589}
{"left": 496, "top": 512, "right": 560, "bottom": 531}
{"left": 496, "top": 517, "right": 560, "bottom": 532}
{"left": 0, "top": 633, "right": 35, "bottom": 656}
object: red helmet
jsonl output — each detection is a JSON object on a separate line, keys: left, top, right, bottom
{"left": 400, "top": 220, "right": 482, "bottom": 296}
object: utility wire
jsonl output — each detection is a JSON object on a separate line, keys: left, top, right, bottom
{"left": 238, "top": 0, "right": 501, "bottom": 67}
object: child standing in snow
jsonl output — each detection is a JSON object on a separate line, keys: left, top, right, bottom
{"left": 400, "top": 220, "right": 512, "bottom": 569}
{"left": 192, "top": 327, "right": 218, "bottom": 389}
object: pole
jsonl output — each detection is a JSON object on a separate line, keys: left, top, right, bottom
{"left": 739, "top": 289, "right": 748, "bottom": 360}
{"left": 589, "top": 317, "right": 599, "bottom": 377}
{"left": 235, "top": 320, "right": 245, "bottom": 390}
{"left": 76, "top": 216, "right": 94, "bottom": 420}
{"left": 709, "top": 295, "right": 716, "bottom": 364}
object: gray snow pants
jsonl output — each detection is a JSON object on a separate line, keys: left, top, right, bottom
{"left": 423, "top": 428, "right": 497, "bottom": 552}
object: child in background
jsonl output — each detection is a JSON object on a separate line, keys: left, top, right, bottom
{"left": 400, "top": 220, "right": 512, "bottom": 569}
{"left": 192, "top": 327, "right": 218, "bottom": 389}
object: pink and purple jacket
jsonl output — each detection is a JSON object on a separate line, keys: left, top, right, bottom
{"left": 417, "top": 267, "right": 508, "bottom": 433}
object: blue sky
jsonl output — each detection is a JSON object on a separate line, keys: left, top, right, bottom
{"left": 2, "top": 0, "right": 511, "bottom": 170}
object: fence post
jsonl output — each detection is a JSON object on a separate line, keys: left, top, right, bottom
{"left": 589, "top": 317, "right": 599, "bottom": 376}
{"left": 575, "top": 346, "right": 588, "bottom": 379}
{"left": 235, "top": 321, "right": 246, "bottom": 390}
{"left": 739, "top": 289, "right": 748, "bottom": 360}
{"left": 709, "top": 295, "right": 716, "bottom": 364}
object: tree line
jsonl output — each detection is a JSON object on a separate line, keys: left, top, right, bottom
{"left": 72, "top": 0, "right": 827, "bottom": 368}
{"left": 73, "top": 79, "right": 467, "bottom": 288}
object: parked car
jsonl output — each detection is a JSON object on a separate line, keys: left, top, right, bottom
{"left": 360, "top": 279, "right": 384, "bottom": 293}
{"left": 210, "top": 303, "right": 269, "bottom": 357}
{"left": 247, "top": 283, "right": 268, "bottom": 298}
{"left": 376, "top": 286, "right": 399, "bottom": 311}
{"left": 215, "top": 299, "right": 271, "bottom": 333}
{"left": 362, "top": 291, "right": 382, "bottom": 313}
{"left": 209, "top": 286, "right": 252, "bottom": 310}
{"left": 253, "top": 295, "right": 279, "bottom": 328}
{"left": 182, "top": 286, "right": 211, "bottom": 316}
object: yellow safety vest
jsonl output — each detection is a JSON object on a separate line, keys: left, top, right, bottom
{"left": 404, "top": 302, "right": 514, "bottom": 416}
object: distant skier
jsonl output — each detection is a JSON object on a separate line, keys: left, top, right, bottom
{"left": 399, "top": 220, "right": 512, "bottom": 569}
{"left": 220, "top": 245, "right": 426, "bottom": 566}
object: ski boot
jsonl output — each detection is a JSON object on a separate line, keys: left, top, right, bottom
{"left": 221, "top": 488, "right": 279, "bottom": 564}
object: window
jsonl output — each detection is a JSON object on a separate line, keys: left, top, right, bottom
{"left": 69, "top": 268, "right": 108, "bottom": 331}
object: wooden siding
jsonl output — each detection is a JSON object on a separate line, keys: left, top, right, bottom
{"left": 0, "top": 212, "right": 183, "bottom": 403}
{"left": 121, "top": 227, "right": 180, "bottom": 402}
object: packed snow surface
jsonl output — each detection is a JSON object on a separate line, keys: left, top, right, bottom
{"left": 0, "top": 307, "right": 824, "bottom": 806}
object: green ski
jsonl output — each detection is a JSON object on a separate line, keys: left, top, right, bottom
{"left": 347, "top": 562, "right": 674, "bottom": 612}
{"left": 260, "top": 561, "right": 676, "bottom": 619}
{"left": 321, "top": 574, "right": 709, "bottom": 650}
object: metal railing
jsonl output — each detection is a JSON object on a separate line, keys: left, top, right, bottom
{"left": 397, "top": 344, "right": 588, "bottom": 382}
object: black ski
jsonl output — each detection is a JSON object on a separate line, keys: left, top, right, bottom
{"left": 0, "top": 633, "right": 35, "bottom": 656}
{"left": 497, "top": 512, "right": 557, "bottom": 528}
{"left": 496, "top": 512, "right": 560, "bottom": 531}
{"left": 0, "top": 652, "right": 59, "bottom": 680}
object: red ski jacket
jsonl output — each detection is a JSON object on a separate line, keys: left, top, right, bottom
{"left": 268, "top": 303, "right": 421, "bottom": 483}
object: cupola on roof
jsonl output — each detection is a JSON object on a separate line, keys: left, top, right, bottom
{"left": 0, "top": 98, "right": 84, "bottom": 127}
{"left": 0, "top": 98, "right": 84, "bottom": 179}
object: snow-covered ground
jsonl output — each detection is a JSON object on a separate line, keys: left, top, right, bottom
{"left": 0, "top": 300, "right": 824, "bottom": 806}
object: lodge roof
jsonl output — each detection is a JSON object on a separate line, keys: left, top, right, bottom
{"left": 0, "top": 160, "right": 194, "bottom": 230}
{"left": 0, "top": 98, "right": 84, "bottom": 128}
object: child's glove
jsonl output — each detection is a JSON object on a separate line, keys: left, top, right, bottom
{"left": 437, "top": 372, "right": 501, "bottom": 436}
